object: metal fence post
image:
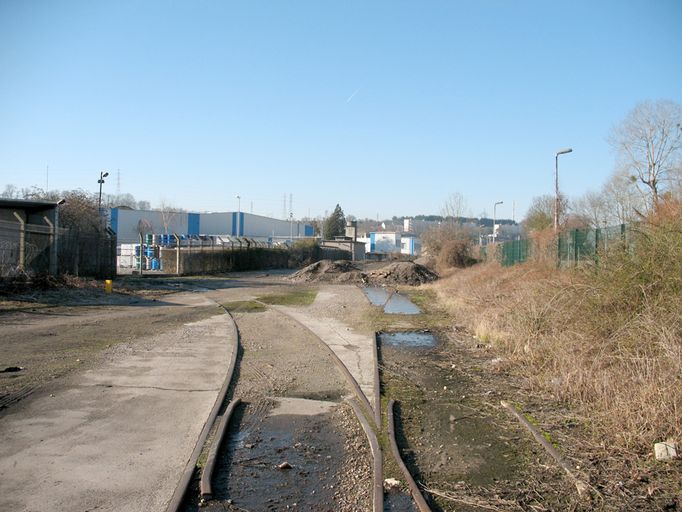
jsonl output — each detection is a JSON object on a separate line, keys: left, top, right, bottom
{"left": 12, "top": 212, "right": 25, "bottom": 271}
{"left": 174, "top": 234, "right": 181, "bottom": 275}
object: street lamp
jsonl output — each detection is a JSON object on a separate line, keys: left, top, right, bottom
{"left": 98, "top": 171, "right": 109, "bottom": 211}
{"left": 236, "top": 195, "right": 241, "bottom": 236}
{"left": 554, "top": 148, "right": 573, "bottom": 232}
{"left": 493, "top": 201, "right": 503, "bottom": 243}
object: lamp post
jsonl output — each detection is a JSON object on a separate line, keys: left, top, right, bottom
{"left": 236, "top": 195, "right": 241, "bottom": 236}
{"left": 554, "top": 148, "right": 572, "bottom": 232}
{"left": 97, "top": 171, "right": 109, "bottom": 211}
{"left": 493, "top": 201, "right": 503, "bottom": 243}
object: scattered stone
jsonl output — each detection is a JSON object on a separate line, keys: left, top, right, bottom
{"left": 654, "top": 441, "right": 679, "bottom": 461}
{"left": 277, "top": 461, "right": 292, "bottom": 470}
{"left": 383, "top": 478, "right": 401, "bottom": 491}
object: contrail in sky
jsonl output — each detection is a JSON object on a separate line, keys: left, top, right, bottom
{"left": 346, "top": 87, "right": 361, "bottom": 103}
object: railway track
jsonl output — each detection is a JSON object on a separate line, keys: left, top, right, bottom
{"left": 163, "top": 284, "right": 430, "bottom": 512}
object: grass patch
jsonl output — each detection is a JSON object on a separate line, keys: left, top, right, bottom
{"left": 257, "top": 289, "right": 317, "bottom": 306}
{"left": 223, "top": 300, "right": 267, "bottom": 313}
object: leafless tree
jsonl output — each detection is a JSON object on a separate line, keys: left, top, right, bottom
{"left": 1, "top": 184, "right": 20, "bottom": 198}
{"left": 609, "top": 100, "right": 682, "bottom": 211}
{"left": 441, "top": 192, "right": 468, "bottom": 223}
{"left": 156, "top": 200, "right": 181, "bottom": 234}
{"left": 601, "top": 169, "right": 647, "bottom": 223}
{"left": 573, "top": 190, "right": 608, "bottom": 228}
{"left": 523, "top": 194, "right": 568, "bottom": 233}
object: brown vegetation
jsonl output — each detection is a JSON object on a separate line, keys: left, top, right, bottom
{"left": 430, "top": 202, "right": 682, "bottom": 457}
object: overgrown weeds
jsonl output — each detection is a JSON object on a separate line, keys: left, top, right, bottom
{"left": 429, "top": 202, "right": 682, "bottom": 455}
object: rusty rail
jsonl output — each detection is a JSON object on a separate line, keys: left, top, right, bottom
{"left": 200, "top": 398, "right": 241, "bottom": 498}
{"left": 387, "top": 400, "right": 432, "bottom": 512}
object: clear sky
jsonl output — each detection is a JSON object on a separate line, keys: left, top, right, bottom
{"left": 1, "top": 0, "right": 681, "bottom": 221}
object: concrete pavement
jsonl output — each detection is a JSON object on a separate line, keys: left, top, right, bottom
{"left": 0, "top": 304, "right": 236, "bottom": 512}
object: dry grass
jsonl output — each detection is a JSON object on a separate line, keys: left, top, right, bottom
{"left": 428, "top": 203, "right": 682, "bottom": 454}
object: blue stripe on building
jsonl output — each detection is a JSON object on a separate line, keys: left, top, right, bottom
{"left": 110, "top": 208, "right": 119, "bottom": 233}
{"left": 370, "top": 232, "right": 376, "bottom": 252}
{"left": 231, "top": 212, "right": 237, "bottom": 235}
{"left": 304, "top": 225, "right": 314, "bottom": 236}
{"left": 188, "top": 213, "right": 200, "bottom": 235}
{"left": 240, "top": 212, "right": 245, "bottom": 236}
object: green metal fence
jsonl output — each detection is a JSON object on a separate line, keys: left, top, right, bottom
{"left": 482, "top": 224, "right": 629, "bottom": 268}
{"left": 557, "top": 224, "right": 628, "bottom": 267}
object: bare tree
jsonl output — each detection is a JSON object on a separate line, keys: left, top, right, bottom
{"left": 523, "top": 194, "right": 568, "bottom": 233}
{"left": 1, "top": 184, "right": 19, "bottom": 198}
{"left": 609, "top": 100, "right": 682, "bottom": 211}
{"left": 601, "top": 169, "right": 646, "bottom": 224}
{"left": 441, "top": 192, "right": 468, "bottom": 224}
{"left": 573, "top": 190, "right": 608, "bottom": 228}
{"left": 156, "top": 200, "right": 181, "bottom": 234}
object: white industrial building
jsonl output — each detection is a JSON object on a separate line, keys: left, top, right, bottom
{"left": 357, "top": 231, "right": 421, "bottom": 256}
{"left": 109, "top": 208, "right": 314, "bottom": 244}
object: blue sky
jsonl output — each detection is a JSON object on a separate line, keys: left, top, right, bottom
{"left": 1, "top": 0, "right": 681, "bottom": 220}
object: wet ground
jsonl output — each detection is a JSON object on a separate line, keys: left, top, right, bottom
{"left": 205, "top": 401, "right": 346, "bottom": 511}
{"left": 362, "top": 287, "right": 421, "bottom": 315}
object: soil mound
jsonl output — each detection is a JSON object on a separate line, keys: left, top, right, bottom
{"left": 365, "top": 261, "right": 438, "bottom": 285}
{"left": 289, "top": 260, "right": 361, "bottom": 282}
{"left": 290, "top": 260, "right": 438, "bottom": 286}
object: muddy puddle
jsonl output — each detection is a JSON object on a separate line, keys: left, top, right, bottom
{"left": 362, "top": 287, "right": 420, "bottom": 315}
{"left": 202, "top": 398, "right": 347, "bottom": 511}
{"left": 379, "top": 331, "right": 437, "bottom": 348}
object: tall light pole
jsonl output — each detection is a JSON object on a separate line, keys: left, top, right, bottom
{"left": 554, "top": 148, "right": 572, "bottom": 232}
{"left": 493, "top": 201, "right": 503, "bottom": 243}
{"left": 98, "top": 171, "right": 109, "bottom": 211}
{"left": 236, "top": 195, "right": 241, "bottom": 236}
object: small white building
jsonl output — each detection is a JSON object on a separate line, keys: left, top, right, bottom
{"left": 363, "top": 231, "right": 421, "bottom": 256}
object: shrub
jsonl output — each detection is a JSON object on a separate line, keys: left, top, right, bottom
{"left": 437, "top": 239, "right": 477, "bottom": 269}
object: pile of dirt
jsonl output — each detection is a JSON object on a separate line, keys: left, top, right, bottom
{"left": 364, "top": 261, "right": 438, "bottom": 285}
{"left": 290, "top": 260, "right": 438, "bottom": 286}
{"left": 289, "top": 260, "right": 362, "bottom": 283}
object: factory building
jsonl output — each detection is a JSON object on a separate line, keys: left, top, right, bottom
{"left": 109, "top": 208, "right": 313, "bottom": 244}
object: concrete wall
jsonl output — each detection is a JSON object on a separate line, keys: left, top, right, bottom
{"left": 199, "top": 213, "right": 232, "bottom": 235}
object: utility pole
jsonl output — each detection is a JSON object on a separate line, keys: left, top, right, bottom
{"left": 554, "top": 148, "right": 573, "bottom": 232}
{"left": 98, "top": 171, "right": 109, "bottom": 212}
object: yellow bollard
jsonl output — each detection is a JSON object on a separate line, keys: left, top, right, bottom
{"left": 105, "top": 279, "right": 113, "bottom": 294}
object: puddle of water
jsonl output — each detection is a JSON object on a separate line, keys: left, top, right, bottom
{"left": 383, "top": 294, "right": 420, "bottom": 314}
{"left": 379, "top": 331, "right": 437, "bottom": 348}
{"left": 385, "top": 491, "right": 418, "bottom": 511}
{"left": 362, "top": 287, "right": 421, "bottom": 315}
{"left": 363, "top": 287, "right": 391, "bottom": 306}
